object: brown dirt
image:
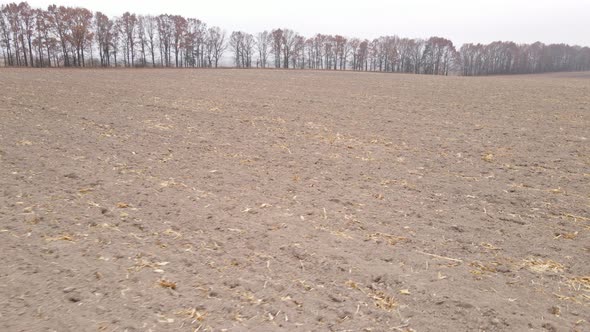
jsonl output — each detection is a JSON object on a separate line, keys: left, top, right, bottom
{"left": 0, "top": 69, "right": 589, "bottom": 332}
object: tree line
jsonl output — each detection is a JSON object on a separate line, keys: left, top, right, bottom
{"left": 1, "top": 2, "right": 589, "bottom": 75}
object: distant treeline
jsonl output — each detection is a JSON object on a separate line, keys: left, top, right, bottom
{"left": 1, "top": 2, "right": 590, "bottom": 75}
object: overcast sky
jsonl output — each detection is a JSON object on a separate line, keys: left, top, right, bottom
{"left": 21, "top": 0, "right": 590, "bottom": 46}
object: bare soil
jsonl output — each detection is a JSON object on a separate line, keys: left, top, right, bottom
{"left": 0, "top": 69, "right": 589, "bottom": 332}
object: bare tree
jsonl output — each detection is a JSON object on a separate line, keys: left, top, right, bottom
{"left": 241, "top": 32, "right": 254, "bottom": 68}
{"left": 143, "top": 15, "right": 157, "bottom": 66}
{"left": 271, "top": 28, "right": 282, "bottom": 68}
{"left": 5, "top": 2, "right": 26, "bottom": 66}
{"left": 189, "top": 19, "right": 207, "bottom": 67}
{"left": 111, "top": 17, "right": 122, "bottom": 67}
{"left": 229, "top": 30, "right": 243, "bottom": 67}
{"left": 70, "top": 7, "right": 93, "bottom": 67}
{"left": 120, "top": 12, "right": 136, "bottom": 67}
{"left": 347, "top": 38, "right": 360, "bottom": 71}
{"left": 255, "top": 30, "right": 270, "bottom": 68}
{"left": 95, "top": 11, "right": 111, "bottom": 67}
{"left": 136, "top": 15, "right": 147, "bottom": 66}
{"left": 172, "top": 15, "right": 186, "bottom": 67}
{"left": 334, "top": 35, "right": 347, "bottom": 70}
{"left": 281, "top": 28, "right": 297, "bottom": 69}
{"left": 206, "top": 26, "right": 225, "bottom": 68}
{"left": 311, "top": 34, "right": 328, "bottom": 69}
{"left": 290, "top": 34, "right": 305, "bottom": 69}
{"left": 156, "top": 14, "right": 172, "bottom": 67}
{"left": 46, "top": 5, "right": 71, "bottom": 66}
{"left": 182, "top": 18, "right": 203, "bottom": 67}
{"left": 410, "top": 39, "right": 425, "bottom": 74}
{"left": 19, "top": 2, "right": 34, "bottom": 66}
{"left": 0, "top": 7, "right": 13, "bottom": 66}
{"left": 32, "top": 8, "right": 46, "bottom": 66}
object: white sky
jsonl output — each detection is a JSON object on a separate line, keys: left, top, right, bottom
{"left": 19, "top": 0, "right": 590, "bottom": 47}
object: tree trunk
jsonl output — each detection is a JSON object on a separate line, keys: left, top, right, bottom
{"left": 20, "top": 34, "right": 28, "bottom": 66}
{"left": 61, "top": 41, "right": 68, "bottom": 66}
{"left": 27, "top": 36, "right": 33, "bottom": 66}
{"left": 38, "top": 42, "right": 42, "bottom": 67}
{"left": 150, "top": 43, "right": 155, "bottom": 67}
